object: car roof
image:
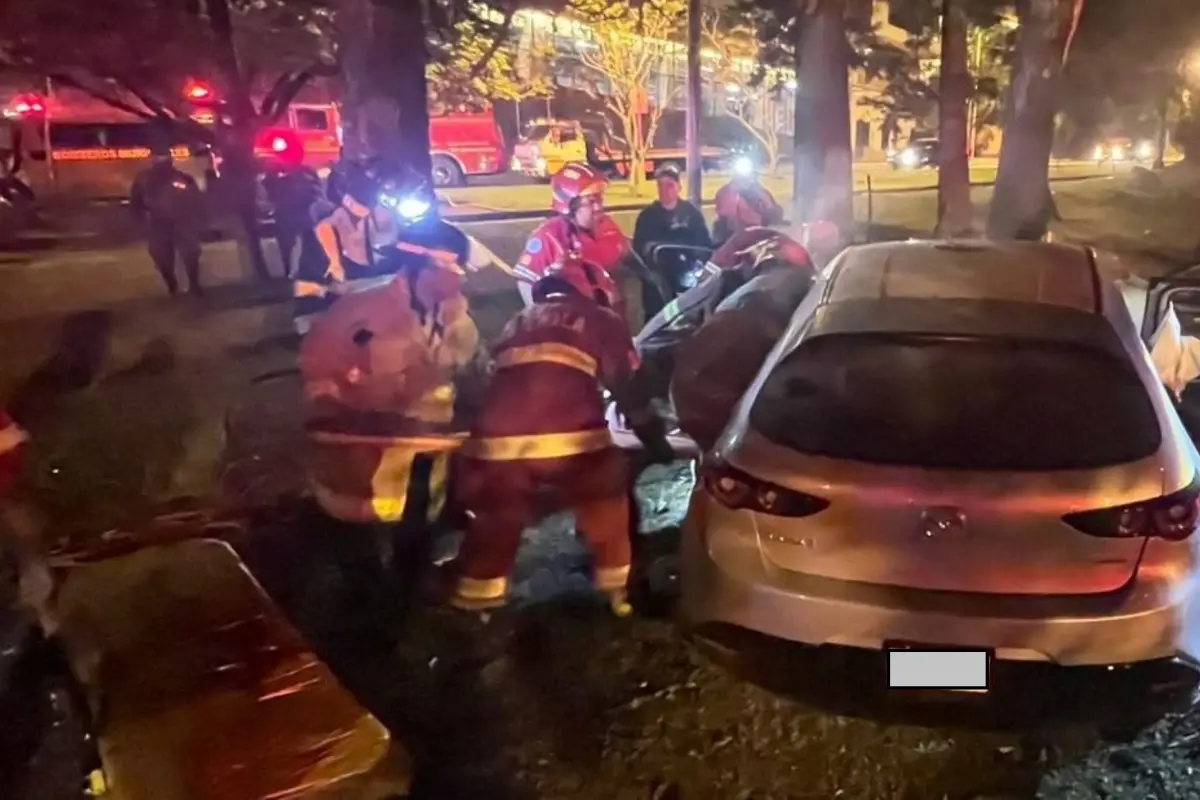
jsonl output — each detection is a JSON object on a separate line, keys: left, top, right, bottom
{"left": 822, "top": 239, "right": 1099, "bottom": 313}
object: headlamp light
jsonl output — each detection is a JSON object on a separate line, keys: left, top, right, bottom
{"left": 733, "top": 155, "right": 754, "bottom": 176}
{"left": 379, "top": 191, "right": 432, "bottom": 221}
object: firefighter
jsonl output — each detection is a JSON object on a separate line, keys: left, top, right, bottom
{"left": 514, "top": 163, "right": 649, "bottom": 330}
{"left": 634, "top": 228, "right": 814, "bottom": 406}
{"left": 0, "top": 409, "right": 56, "bottom": 636}
{"left": 261, "top": 141, "right": 324, "bottom": 279}
{"left": 711, "top": 170, "right": 784, "bottom": 248}
{"left": 131, "top": 142, "right": 206, "bottom": 297}
{"left": 448, "top": 268, "right": 674, "bottom": 616}
{"left": 672, "top": 235, "right": 820, "bottom": 450}
{"left": 298, "top": 223, "right": 482, "bottom": 616}
{"left": 292, "top": 159, "right": 403, "bottom": 335}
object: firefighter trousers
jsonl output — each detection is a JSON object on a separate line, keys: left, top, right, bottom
{"left": 147, "top": 223, "right": 201, "bottom": 295}
{"left": 452, "top": 447, "right": 633, "bottom": 610}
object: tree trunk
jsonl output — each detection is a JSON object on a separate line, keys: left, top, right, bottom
{"left": 337, "top": 0, "right": 433, "bottom": 181}
{"left": 206, "top": 0, "right": 271, "bottom": 281}
{"left": 985, "top": 0, "right": 1085, "bottom": 240}
{"left": 936, "top": 0, "right": 973, "bottom": 237}
{"left": 791, "top": 0, "right": 853, "bottom": 232}
{"left": 685, "top": 0, "right": 703, "bottom": 206}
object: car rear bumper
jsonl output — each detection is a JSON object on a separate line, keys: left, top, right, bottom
{"left": 680, "top": 505, "right": 1200, "bottom": 667}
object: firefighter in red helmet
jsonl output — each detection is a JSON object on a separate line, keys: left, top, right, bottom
{"left": 514, "top": 163, "right": 646, "bottom": 327}
{"left": 448, "top": 264, "right": 673, "bottom": 616}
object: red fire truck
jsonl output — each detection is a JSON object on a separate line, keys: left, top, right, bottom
{"left": 2, "top": 81, "right": 508, "bottom": 198}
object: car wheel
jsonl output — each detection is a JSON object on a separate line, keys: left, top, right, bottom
{"left": 431, "top": 155, "right": 464, "bottom": 188}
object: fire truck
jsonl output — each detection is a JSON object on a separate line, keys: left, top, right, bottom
{"left": 2, "top": 80, "right": 510, "bottom": 200}
{"left": 510, "top": 117, "right": 729, "bottom": 181}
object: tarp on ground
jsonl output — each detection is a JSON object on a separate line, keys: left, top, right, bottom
{"left": 55, "top": 538, "right": 410, "bottom": 800}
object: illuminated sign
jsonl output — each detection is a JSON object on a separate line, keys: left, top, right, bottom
{"left": 52, "top": 146, "right": 191, "bottom": 161}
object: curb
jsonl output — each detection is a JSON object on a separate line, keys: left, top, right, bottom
{"left": 444, "top": 173, "right": 1115, "bottom": 225}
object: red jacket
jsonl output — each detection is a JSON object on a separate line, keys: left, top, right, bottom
{"left": 0, "top": 409, "right": 28, "bottom": 499}
{"left": 513, "top": 215, "right": 629, "bottom": 286}
{"left": 460, "top": 293, "right": 644, "bottom": 462}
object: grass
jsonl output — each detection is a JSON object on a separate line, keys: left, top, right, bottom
{"left": 442, "top": 159, "right": 1118, "bottom": 213}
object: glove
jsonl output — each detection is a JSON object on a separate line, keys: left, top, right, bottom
{"left": 632, "top": 418, "right": 675, "bottom": 465}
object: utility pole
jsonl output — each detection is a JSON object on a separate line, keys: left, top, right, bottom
{"left": 685, "top": 0, "right": 702, "bottom": 205}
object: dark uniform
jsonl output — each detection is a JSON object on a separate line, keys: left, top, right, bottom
{"left": 293, "top": 162, "right": 479, "bottom": 335}
{"left": 131, "top": 156, "right": 205, "bottom": 296}
{"left": 262, "top": 163, "right": 324, "bottom": 278}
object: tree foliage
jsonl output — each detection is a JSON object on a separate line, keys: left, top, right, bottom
{"left": 569, "top": 0, "right": 688, "bottom": 189}
{"left": 426, "top": 15, "right": 556, "bottom": 111}
{"left": 702, "top": 13, "right": 789, "bottom": 172}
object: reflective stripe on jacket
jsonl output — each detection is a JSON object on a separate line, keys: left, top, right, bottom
{"left": 299, "top": 279, "right": 480, "bottom": 523}
{"left": 464, "top": 293, "right": 641, "bottom": 462}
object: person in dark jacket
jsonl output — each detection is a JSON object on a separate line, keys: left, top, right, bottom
{"left": 632, "top": 165, "right": 711, "bottom": 315}
{"left": 262, "top": 147, "right": 324, "bottom": 279}
{"left": 131, "top": 144, "right": 206, "bottom": 296}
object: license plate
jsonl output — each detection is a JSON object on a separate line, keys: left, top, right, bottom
{"left": 886, "top": 645, "right": 991, "bottom": 693}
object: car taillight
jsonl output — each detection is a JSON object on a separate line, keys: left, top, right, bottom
{"left": 700, "top": 460, "right": 829, "bottom": 518}
{"left": 1063, "top": 477, "right": 1200, "bottom": 541}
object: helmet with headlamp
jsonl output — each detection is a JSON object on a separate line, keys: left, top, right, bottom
{"left": 373, "top": 163, "right": 436, "bottom": 226}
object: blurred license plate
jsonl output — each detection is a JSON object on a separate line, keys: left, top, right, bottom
{"left": 885, "top": 644, "right": 990, "bottom": 693}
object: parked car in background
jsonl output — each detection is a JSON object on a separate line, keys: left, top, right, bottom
{"left": 888, "top": 137, "right": 939, "bottom": 170}
{"left": 682, "top": 239, "right": 1200, "bottom": 680}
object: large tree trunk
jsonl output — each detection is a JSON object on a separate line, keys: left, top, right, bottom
{"left": 985, "top": 0, "right": 1084, "bottom": 240}
{"left": 791, "top": 0, "right": 853, "bottom": 232}
{"left": 936, "top": 0, "right": 973, "bottom": 236}
{"left": 206, "top": 0, "right": 271, "bottom": 281}
{"left": 337, "top": 0, "right": 433, "bottom": 181}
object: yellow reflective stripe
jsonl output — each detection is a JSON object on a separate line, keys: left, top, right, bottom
{"left": 459, "top": 429, "right": 612, "bottom": 461}
{"left": 0, "top": 424, "right": 28, "bottom": 457}
{"left": 454, "top": 576, "right": 509, "bottom": 601}
{"left": 494, "top": 343, "right": 598, "bottom": 377}
{"left": 594, "top": 565, "right": 631, "bottom": 592}
{"left": 370, "top": 447, "right": 416, "bottom": 521}
{"left": 312, "top": 482, "right": 396, "bottom": 523}
{"left": 293, "top": 280, "right": 327, "bottom": 298}
{"left": 428, "top": 452, "right": 450, "bottom": 519}
{"left": 308, "top": 430, "right": 466, "bottom": 449}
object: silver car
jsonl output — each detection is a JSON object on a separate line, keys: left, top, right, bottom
{"left": 681, "top": 240, "right": 1200, "bottom": 677}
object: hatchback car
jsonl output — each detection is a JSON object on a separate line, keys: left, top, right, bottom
{"left": 681, "top": 240, "right": 1200, "bottom": 673}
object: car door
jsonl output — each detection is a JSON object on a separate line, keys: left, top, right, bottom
{"left": 1141, "top": 270, "right": 1200, "bottom": 433}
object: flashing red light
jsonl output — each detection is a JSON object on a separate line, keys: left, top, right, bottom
{"left": 271, "top": 136, "right": 288, "bottom": 153}
{"left": 184, "top": 81, "right": 213, "bottom": 101}
{"left": 6, "top": 94, "right": 46, "bottom": 118}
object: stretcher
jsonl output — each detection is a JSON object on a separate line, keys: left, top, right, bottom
{"left": 55, "top": 538, "right": 411, "bottom": 799}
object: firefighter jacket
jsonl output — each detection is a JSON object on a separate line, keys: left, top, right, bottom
{"left": 0, "top": 409, "right": 28, "bottom": 500}
{"left": 513, "top": 214, "right": 629, "bottom": 287}
{"left": 634, "top": 232, "right": 813, "bottom": 400}
{"left": 672, "top": 267, "right": 817, "bottom": 451}
{"left": 459, "top": 292, "right": 655, "bottom": 463}
{"left": 293, "top": 195, "right": 401, "bottom": 333}
{"left": 299, "top": 275, "right": 480, "bottom": 523}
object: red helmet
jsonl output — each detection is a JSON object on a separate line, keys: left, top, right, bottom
{"left": 532, "top": 258, "right": 617, "bottom": 308}
{"left": 551, "top": 163, "right": 608, "bottom": 214}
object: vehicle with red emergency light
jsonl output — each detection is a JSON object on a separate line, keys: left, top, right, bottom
{"left": 2, "top": 87, "right": 213, "bottom": 199}
{"left": 682, "top": 239, "right": 1200, "bottom": 679}
{"left": 510, "top": 117, "right": 728, "bottom": 181}
{"left": 428, "top": 109, "right": 507, "bottom": 187}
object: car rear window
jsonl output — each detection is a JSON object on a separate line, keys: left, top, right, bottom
{"left": 749, "top": 333, "right": 1162, "bottom": 471}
